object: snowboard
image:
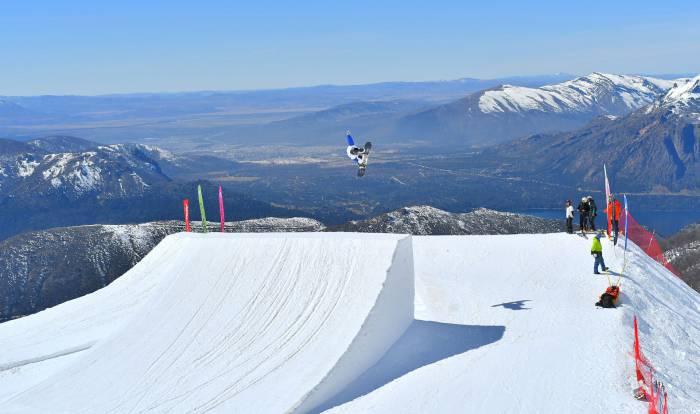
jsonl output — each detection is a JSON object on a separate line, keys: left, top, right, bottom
{"left": 357, "top": 142, "right": 372, "bottom": 177}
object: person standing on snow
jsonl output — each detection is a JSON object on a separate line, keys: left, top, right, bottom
{"left": 577, "top": 197, "right": 590, "bottom": 232}
{"left": 606, "top": 195, "right": 622, "bottom": 245}
{"left": 591, "top": 232, "right": 609, "bottom": 274}
{"left": 565, "top": 200, "right": 574, "bottom": 234}
{"left": 587, "top": 196, "right": 598, "bottom": 231}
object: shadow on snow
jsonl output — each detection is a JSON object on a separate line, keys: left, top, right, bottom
{"left": 308, "top": 320, "right": 505, "bottom": 413}
{"left": 491, "top": 300, "right": 532, "bottom": 310}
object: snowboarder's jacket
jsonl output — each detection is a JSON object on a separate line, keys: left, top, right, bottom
{"left": 577, "top": 200, "right": 590, "bottom": 213}
{"left": 591, "top": 237, "right": 603, "bottom": 255}
{"left": 606, "top": 199, "right": 622, "bottom": 220}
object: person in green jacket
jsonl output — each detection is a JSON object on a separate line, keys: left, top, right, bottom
{"left": 591, "top": 232, "right": 609, "bottom": 274}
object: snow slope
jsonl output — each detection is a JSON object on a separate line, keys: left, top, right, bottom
{"left": 0, "top": 233, "right": 414, "bottom": 413}
{"left": 331, "top": 234, "right": 700, "bottom": 413}
{"left": 0, "top": 232, "right": 697, "bottom": 413}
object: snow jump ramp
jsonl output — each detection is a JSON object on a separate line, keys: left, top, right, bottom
{"left": 1, "top": 233, "right": 415, "bottom": 413}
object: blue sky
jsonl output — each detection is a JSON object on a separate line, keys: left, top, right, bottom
{"left": 1, "top": 1, "right": 699, "bottom": 95}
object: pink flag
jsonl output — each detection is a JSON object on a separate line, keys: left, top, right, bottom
{"left": 183, "top": 199, "right": 191, "bottom": 232}
{"left": 218, "top": 185, "right": 225, "bottom": 232}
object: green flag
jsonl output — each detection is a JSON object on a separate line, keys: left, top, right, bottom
{"left": 198, "top": 184, "right": 208, "bottom": 232}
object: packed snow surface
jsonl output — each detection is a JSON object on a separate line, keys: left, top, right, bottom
{"left": 0, "top": 232, "right": 698, "bottom": 413}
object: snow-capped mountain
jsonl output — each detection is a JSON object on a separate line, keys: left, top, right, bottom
{"left": 331, "top": 205, "right": 563, "bottom": 235}
{"left": 478, "top": 73, "right": 678, "bottom": 115}
{"left": 0, "top": 137, "right": 169, "bottom": 198}
{"left": 398, "top": 73, "right": 687, "bottom": 146}
{"left": 0, "top": 136, "right": 303, "bottom": 240}
{"left": 0, "top": 218, "right": 325, "bottom": 322}
{"left": 482, "top": 73, "right": 700, "bottom": 192}
{"left": 648, "top": 74, "right": 700, "bottom": 115}
{"left": 30, "top": 145, "right": 166, "bottom": 197}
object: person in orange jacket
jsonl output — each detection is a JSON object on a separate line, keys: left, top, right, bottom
{"left": 606, "top": 195, "right": 622, "bottom": 245}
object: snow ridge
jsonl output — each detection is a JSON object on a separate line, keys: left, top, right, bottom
{"left": 658, "top": 74, "right": 700, "bottom": 114}
{"left": 0, "top": 233, "right": 415, "bottom": 413}
{"left": 478, "top": 73, "right": 683, "bottom": 114}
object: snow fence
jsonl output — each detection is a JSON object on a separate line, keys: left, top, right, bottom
{"left": 2, "top": 233, "right": 415, "bottom": 413}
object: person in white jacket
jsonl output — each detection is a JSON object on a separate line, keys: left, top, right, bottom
{"left": 565, "top": 200, "right": 574, "bottom": 234}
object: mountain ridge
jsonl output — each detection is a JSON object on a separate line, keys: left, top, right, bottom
{"left": 397, "top": 73, "right": 688, "bottom": 146}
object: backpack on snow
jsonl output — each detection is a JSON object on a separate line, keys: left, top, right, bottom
{"left": 595, "top": 286, "right": 619, "bottom": 308}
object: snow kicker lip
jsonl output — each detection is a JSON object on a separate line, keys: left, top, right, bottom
{"left": 2, "top": 232, "right": 415, "bottom": 413}
{"left": 291, "top": 235, "right": 414, "bottom": 413}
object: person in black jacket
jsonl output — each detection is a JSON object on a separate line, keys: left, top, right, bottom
{"left": 587, "top": 196, "right": 597, "bottom": 231}
{"left": 577, "top": 197, "right": 590, "bottom": 232}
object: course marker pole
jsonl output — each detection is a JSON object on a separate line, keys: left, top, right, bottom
{"left": 198, "top": 184, "right": 208, "bottom": 233}
{"left": 183, "top": 199, "right": 191, "bottom": 232}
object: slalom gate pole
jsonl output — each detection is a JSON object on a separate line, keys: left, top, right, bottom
{"left": 198, "top": 184, "right": 208, "bottom": 233}
{"left": 183, "top": 199, "right": 191, "bottom": 232}
{"left": 218, "top": 185, "right": 225, "bottom": 233}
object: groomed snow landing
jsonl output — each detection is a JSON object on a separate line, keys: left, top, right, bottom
{"left": 329, "top": 234, "right": 700, "bottom": 413}
{"left": 0, "top": 233, "right": 414, "bottom": 413}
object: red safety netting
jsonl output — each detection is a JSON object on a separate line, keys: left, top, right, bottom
{"left": 619, "top": 209, "right": 679, "bottom": 277}
{"left": 633, "top": 316, "right": 668, "bottom": 414}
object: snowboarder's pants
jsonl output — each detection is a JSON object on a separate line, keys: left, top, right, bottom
{"left": 579, "top": 214, "right": 587, "bottom": 231}
{"left": 566, "top": 217, "right": 573, "bottom": 234}
{"left": 593, "top": 254, "right": 606, "bottom": 273}
{"left": 589, "top": 214, "right": 596, "bottom": 231}
{"left": 612, "top": 220, "right": 619, "bottom": 245}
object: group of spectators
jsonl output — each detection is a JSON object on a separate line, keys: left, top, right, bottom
{"left": 565, "top": 195, "right": 622, "bottom": 245}
{"left": 565, "top": 196, "right": 597, "bottom": 233}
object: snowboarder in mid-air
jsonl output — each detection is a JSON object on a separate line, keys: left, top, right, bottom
{"left": 345, "top": 131, "right": 372, "bottom": 177}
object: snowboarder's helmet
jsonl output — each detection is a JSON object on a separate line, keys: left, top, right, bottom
{"left": 582, "top": 197, "right": 587, "bottom": 202}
